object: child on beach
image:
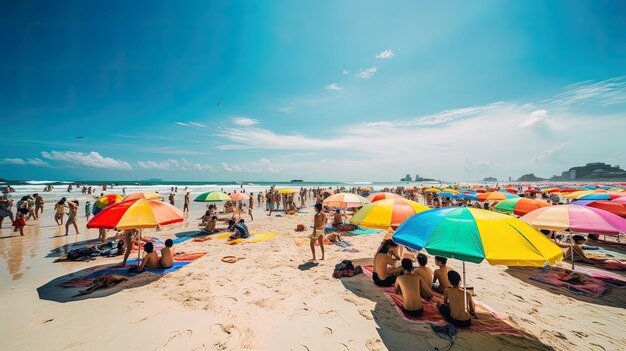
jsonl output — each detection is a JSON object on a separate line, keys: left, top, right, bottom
{"left": 437, "top": 270, "right": 477, "bottom": 327}
{"left": 65, "top": 200, "right": 79, "bottom": 235}
{"left": 13, "top": 208, "right": 27, "bottom": 236}
{"left": 310, "top": 203, "right": 326, "bottom": 262}
{"left": 432, "top": 256, "right": 452, "bottom": 293}
{"left": 160, "top": 239, "right": 174, "bottom": 269}
{"left": 85, "top": 201, "right": 91, "bottom": 220}
{"left": 133, "top": 242, "right": 160, "bottom": 272}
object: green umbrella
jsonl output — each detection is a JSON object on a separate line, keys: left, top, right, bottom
{"left": 194, "top": 191, "right": 231, "bottom": 202}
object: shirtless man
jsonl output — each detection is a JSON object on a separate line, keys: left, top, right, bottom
{"left": 414, "top": 253, "right": 434, "bottom": 299}
{"left": 64, "top": 200, "right": 79, "bottom": 235}
{"left": 394, "top": 258, "right": 427, "bottom": 317}
{"left": 437, "top": 270, "right": 477, "bottom": 327}
{"left": 332, "top": 209, "right": 343, "bottom": 226}
{"left": 136, "top": 242, "right": 160, "bottom": 272}
{"left": 561, "top": 235, "right": 609, "bottom": 265}
{"left": 432, "top": 256, "right": 452, "bottom": 293}
{"left": 159, "top": 239, "right": 174, "bottom": 269}
{"left": 373, "top": 239, "right": 402, "bottom": 287}
{"left": 203, "top": 216, "right": 218, "bottom": 233}
{"left": 310, "top": 203, "right": 326, "bottom": 262}
{"left": 54, "top": 198, "right": 67, "bottom": 225}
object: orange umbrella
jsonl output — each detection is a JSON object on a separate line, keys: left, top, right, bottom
{"left": 230, "top": 193, "right": 250, "bottom": 201}
{"left": 350, "top": 198, "right": 429, "bottom": 230}
{"left": 367, "top": 192, "right": 402, "bottom": 202}
{"left": 321, "top": 189, "right": 335, "bottom": 195}
{"left": 87, "top": 198, "right": 183, "bottom": 230}
{"left": 573, "top": 200, "right": 626, "bottom": 218}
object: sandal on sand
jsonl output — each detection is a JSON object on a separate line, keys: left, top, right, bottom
{"left": 221, "top": 256, "right": 242, "bottom": 263}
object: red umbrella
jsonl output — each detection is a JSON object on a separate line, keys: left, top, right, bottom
{"left": 613, "top": 196, "right": 626, "bottom": 204}
{"left": 230, "top": 193, "right": 250, "bottom": 201}
{"left": 575, "top": 200, "right": 626, "bottom": 218}
{"left": 502, "top": 188, "right": 518, "bottom": 194}
{"left": 524, "top": 188, "right": 541, "bottom": 194}
{"left": 87, "top": 198, "right": 183, "bottom": 230}
{"left": 367, "top": 192, "right": 402, "bottom": 202}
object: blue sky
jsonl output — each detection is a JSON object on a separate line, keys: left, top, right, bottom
{"left": 1, "top": 1, "right": 626, "bottom": 181}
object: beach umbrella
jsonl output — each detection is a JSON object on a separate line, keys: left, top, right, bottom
{"left": 194, "top": 191, "right": 231, "bottom": 202}
{"left": 278, "top": 189, "right": 296, "bottom": 194}
{"left": 438, "top": 192, "right": 460, "bottom": 198}
{"left": 523, "top": 188, "right": 541, "bottom": 194}
{"left": 122, "top": 191, "right": 163, "bottom": 202}
{"left": 393, "top": 207, "right": 562, "bottom": 310}
{"left": 367, "top": 192, "right": 402, "bottom": 202}
{"left": 425, "top": 188, "right": 441, "bottom": 193}
{"left": 572, "top": 200, "right": 626, "bottom": 217}
{"left": 92, "top": 194, "right": 123, "bottom": 215}
{"left": 441, "top": 188, "right": 460, "bottom": 194}
{"left": 521, "top": 204, "right": 626, "bottom": 235}
{"left": 541, "top": 188, "right": 559, "bottom": 193}
{"left": 613, "top": 196, "right": 626, "bottom": 204}
{"left": 484, "top": 191, "right": 519, "bottom": 201}
{"left": 360, "top": 187, "right": 373, "bottom": 192}
{"left": 459, "top": 193, "right": 479, "bottom": 201}
{"left": 321, "top": 189, "right": 335, "bottom": 195}
{"left": 493, "top": 198, "right": 550, "bottom": 216}
{"left": 87, "top": 198, "right": 184, "bottom": 230}
{"left": 502, "top": 188, "right": 519, "bottom": 194}
{"left": 230, "top": 193, "right": 250, "bottom": 201}
{"left": 350, "top": 198, "right": 429, "bottom": 230}
{"left": 323, "top": 192, "right": 370, "bottom": 209}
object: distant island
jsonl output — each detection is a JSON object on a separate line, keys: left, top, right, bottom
{"left": 482, "top": 177, "right": 498, "bottom": 182}
{"left": 517, "top": 162, "right": 626, "bottom": 182}
{"left": 516, "top": 173, "right": 546, "bottom": 182}
{"left": 400, "top": 173, "right": 437, "bottom": 182}
{"left": 290, "top": 179, "right": 303, "bottom": 183}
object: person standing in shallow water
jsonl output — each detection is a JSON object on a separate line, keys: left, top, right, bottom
{"left": 65, "top": 200, "right": 80, "bottom": 235}
{"left": 183, "top": 192, "right": 190, "bottom": 215}
{"left": 54, "top": 198, "right": 67, "bottom": 226}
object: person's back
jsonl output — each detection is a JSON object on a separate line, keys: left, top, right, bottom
{"left": 138, "top": 242, "right": 160, "bottom": 271}
{"left": 373, "top": 240, "right": 401, "bottom": 287}
{"left": 438, "top": 270, "right": 476, "bottom": 327}
{"left": 160, "top": 239, "right": 174, "bottom": 269}
{"left": 433, "top": 256, "right": 452, "bottom": 293}
{"left": 415, "top": 253, "right": 434, "bottom": 299}
{"left": 394, "top": 259, "right": 424, "bottom": 316}
{"left": 333, "top": 211, "right": 342, "bottom": 225}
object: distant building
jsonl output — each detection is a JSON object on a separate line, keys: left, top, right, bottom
{"left": 549, "top": 162, "right": 626, "bottom": 181}
{"left": 401, "top": 174, "right": 413, "bottom": 182}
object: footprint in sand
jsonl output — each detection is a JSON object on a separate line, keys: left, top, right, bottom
{"left": 358, "top": 309, "right": 373, "bottom": 320}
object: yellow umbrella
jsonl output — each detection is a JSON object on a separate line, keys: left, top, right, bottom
{"left": 278, "top": 189, "right": 296, "bottom": 194}
{"left": 441, "top": 188, "right": 460, "bottom": 194}
{"left": 350, "top": 198, "right": 429, "bottom": 229}
{"left": 425, "top": 188, "right": 441, "bottom": 193}
{"left": 122, "top": 191, "right": 163, "bottom": 202}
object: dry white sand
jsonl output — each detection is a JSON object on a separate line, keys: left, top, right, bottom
{"left": 0, "top": 193, "right": 625, "bottom": 351}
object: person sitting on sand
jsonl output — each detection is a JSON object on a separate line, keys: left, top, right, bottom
{"left": 414, "top": 253, "right": 434, "bottom": 299}
{"left": 309, "top": 203, "right": 326, "bottom": 262}
{"left": 394, "top": 258, "right": 427, "bottom": 317}
{"left": 333, "top": 209, "right": 343, "bottom": 226}
{"left": 160, "top": 239, "right": 174, "bottom": 269}
{"left": 432, "top": 256, "right": 452, "bottom": 293}
{"left": 134, "top": 242, "right": 160, "bottom": 272}
{"left": 228, "top": 219, "right": 250, "bottom": 240}
{"left": 373, "top": 239, "right": 402, "bottom": 287}
{"left": 203, "top": 216, "right": 218, "bottom": 233}
{"left": 561, "top": 235, "right": 609, "bottom": 265}
{"left": 437, "top": 270, "right": 477, "bottom": 327}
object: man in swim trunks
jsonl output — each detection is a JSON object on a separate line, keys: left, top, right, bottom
{"left": 414, "top": 253, "right": 434, "bottom": 299}
{"left": 394, "top": 258, "right": 427, "bottom": 317}
{"left": 183, "top": 192, "right": 190, "bottom": 214}
{"left": 373, "top": 239, "right": 402, "bottom": 287}
{"left": 437, "top": 270, "right": 477, "bottom": 327}
{"left": 432, "top": 256, "right": 452, "bottom": 293}
{"left": 136, "top": 242, "right": 160, "bottom": 272}
{"left": 310, "top": 203, "right": 326, "bottom": 262}
{"left": 65, "top": 200, "right": 79, "bottom": 235}
{"left": 159, "top": 239, "right": 174, "bottom": 269}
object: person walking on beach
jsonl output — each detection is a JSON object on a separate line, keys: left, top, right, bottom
{"left": 54, "top": 198, "right": 67, "bottom": 226}
{"left": 309, "top": 203, "right": 326, "bottom": 262}
{"left": 65, "top": 200, "right": 79, "bottom": 235}
{"left": 169, "top": 193, "right": 175, "bottom": 206}
{"left": 183, "top": 192, "right": 190, "bottom": 215}
{"left": 0, "top": 195, "right": 15, "bottom": 228}
{"left": 34, "top": 194, "right": 44, "bottom": 215}
{"left": 85, "top": 201, "right": 91, "bottom": 220}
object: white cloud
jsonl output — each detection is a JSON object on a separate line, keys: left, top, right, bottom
{"left": 278, "top": 102, "right": 297, "bottom": 114}
{"left": 138, "top": 158, "right": 215, "bottom": 172}
{"left": 375, "top": 49, "right": 394, "bottom": 59}
{"left": 548, "top": 76, "right": 626, "bottom": 106}
{"left": 530, "top": 143, "right": 572, "bottom": 164}
{"left": 221, "top": 159, "right": 279, "bottom": 173}
{"left": 356, "top": 67, "right": 377, "bottom": 79}
{"left": 324, "top": 83, "right": 342, "bottom": 91}
{"left": 232, "top": 117, "right": 260, "bottom": 126}
{"left": 341, "top": 70, "right": 350, "bottom": 75}
{"left": 41, "top": 151, "right": 132, "bottom": 170}
{"left": 520, "top": 109, "right": 549, "bottom": 127}
{"left": 0, "top": 158, "right": 49, "bottom": 166}
{"left": 175, "top": 121, "right": 207, "bottom": 128}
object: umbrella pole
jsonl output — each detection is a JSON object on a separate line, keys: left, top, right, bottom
{"left": 138, "top": 229, "right": 142, "bottom": 262}
{"left": 570, "top": 233, "right": 574, "bottom": 270}
{"left": 463, "top": 261, "right": 467, "bottom": 313}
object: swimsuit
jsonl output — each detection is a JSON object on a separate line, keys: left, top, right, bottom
{"left": 438, "top": 303, "right": 471, "bottom": 327}
{"left": 67, "top": 216, "right": 76, "bottom": 222}
{"left": 372, "top": 272, "right": 397, "bottom": 287}
{"left": 402, "top": 306, "right": 424, "bottom": 317}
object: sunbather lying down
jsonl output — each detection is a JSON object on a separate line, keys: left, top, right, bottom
{"left": 77, "top": 275, "right": 128, "bottom": 296}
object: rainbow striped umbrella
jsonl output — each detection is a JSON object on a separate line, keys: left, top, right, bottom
{"left": 493, "top": 198, "right": 550, "bottom": 216}
{"left": 122, "top": 191, "right": 163, "bottom": 202}
{"left": 350, "top": 198, "right": 429, "bottom": 230}
{"left": 87, "top": 198, "right": 184, "bottom": 230}
{"left": 521, "top": 205, "right": 626, "bottom": 235}
{"left": 92, "top": 194, "right": 123, "bottom": 215}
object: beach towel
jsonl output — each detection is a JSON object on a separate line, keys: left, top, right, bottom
{"left": 172, "top": 231, "right": 228, "bottom": 244}
{"left": 334, "top": 240, "right": 352, "bottom": 248}
{"left": 225, "top": 231, "right": 278, "bottom": 245}
{"left": 597, "top": 260, "right": 626, "bottom": 271}
{"left": 573, "top": 267, "right": 626, "bottom": 287}
{"left": 350, "top": 228, "right": 380, "bottom": 235}
{"left": 529, "top": 267, "right": 607, "bottom": 297}
{"left": 58, "top": 252, "right": 207, "bottom": 288}
{"left": 360, "top": 265, "right": 526, "bottom": 336}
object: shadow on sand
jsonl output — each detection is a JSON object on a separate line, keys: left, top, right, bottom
{"left": 504, "top": 266, "right": 626, "bottom": 309}
{"left": 37, "top": 263, "right": 161, "bottom": 303}
{"left": 45, "top": 238, "right": 102, "bottom": 258}
{"left": 339, "top": 258, "right": 554, "bottom": 351}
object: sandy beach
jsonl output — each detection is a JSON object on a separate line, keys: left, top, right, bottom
{"left": 0, "top": 188, "right": 624, "bottom": 351}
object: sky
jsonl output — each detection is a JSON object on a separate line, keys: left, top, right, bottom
{"left": 1, "top": 0, "right": 626, "bottom": 182}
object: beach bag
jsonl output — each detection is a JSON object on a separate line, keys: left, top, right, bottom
{"left": 67, "top": 247, "right": 97, "bottom": 261}
{"left": 295, "top": 224, "right": 306, "bottom": 232}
